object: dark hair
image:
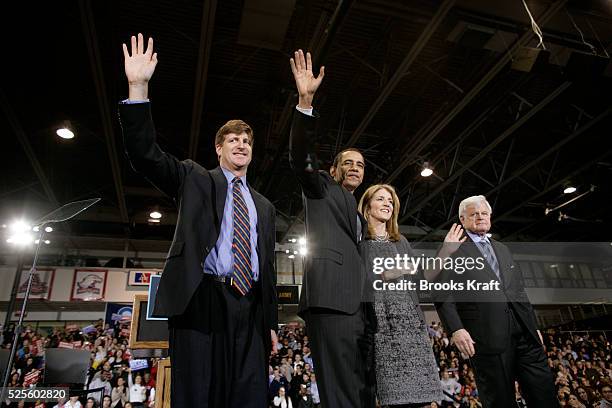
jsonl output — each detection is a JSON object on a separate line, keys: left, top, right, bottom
{"left": 214, "top": 120, "right": 253, "bottom": 146}
{"left": 331, "top": 148, "right": 363, "bottom": 168}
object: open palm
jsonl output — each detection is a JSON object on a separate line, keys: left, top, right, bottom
{"left": 290, "top": 49, "right": 324, "bottom": 100}
{"left": 440, "top": 223, "right": 467, "bottom": 257}
{"left": 122, "top": 33, "right": 158, "bottom": 84}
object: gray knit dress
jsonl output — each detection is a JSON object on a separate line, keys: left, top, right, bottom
{"left": 365, "top": 236, "right": 443, "bottom": 406}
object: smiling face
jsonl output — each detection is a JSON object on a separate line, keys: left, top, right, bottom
{"left": 216, "top": 132, "right": 252, "bottom": 174}
{"left": 460, "top": 202, "right": 491, "bottom": 235}
{"left": 367, "top": 188, "right": 393, "bottom": 224}
{"left": 330, "top": 150, "right": 364, "bottom": 192}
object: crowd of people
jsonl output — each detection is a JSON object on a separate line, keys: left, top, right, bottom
{"left": 269, "top": 322, "right": 612, "bottom": 408}
{"left": 1, "top": 319, "right": 157, "bottom": 408}
{"left": 1, "top": 316, "right": 610, "bottom": 407}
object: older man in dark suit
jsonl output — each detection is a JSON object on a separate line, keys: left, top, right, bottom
{"left": 435, "top": 195, "right": 556, "bottom": 407}
{"left": 119, "top": 33, "right": 277, "bottom": 408}
{"left": 288, "top": 49, "right": 374, "bottom": 408}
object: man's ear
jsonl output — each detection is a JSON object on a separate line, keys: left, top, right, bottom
{"left": 329, "top": 166, "right": 336, "bottom": 177}
{"left": 459, "top": 215, "right": 465, "bottom": 225}
{"left": 215, "top": 144, "right": 222, "bottom": 158}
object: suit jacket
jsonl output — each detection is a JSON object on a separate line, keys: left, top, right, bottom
{"left": 119, "top": 103, "right": 278, "bottom": 346}
{"left": 434, "top": 237, "right": 540, "bottom": 354}
{"left": 289, "top": 111, "right": 367, "bottom": 315}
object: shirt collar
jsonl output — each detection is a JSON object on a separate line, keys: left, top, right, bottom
{"left": 465, "top": 229, "right": 489, "bottom": 244}
{"left": 220, "top": 166, "right": 247, "bottom": 187}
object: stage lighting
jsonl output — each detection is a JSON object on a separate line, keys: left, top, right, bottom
{"left": 299, "top": 247, "right": 307, "bottom": 256}
{"left": 563, "top": 186, "right": 577, "bottom": 194}
{"left": 7, "top": 220, "right": 34, "bottom": 246}
{"left": 288, "top": 254, "right": 295, "bottom": 259}
{"left": 44, "top": 226, "right": 53, "bottom": 233}
{"left": 420, "top": 162, "right": 433, "bottom": 177}
{"left": 298, "top": 237, "right": 306, "bottom": 245}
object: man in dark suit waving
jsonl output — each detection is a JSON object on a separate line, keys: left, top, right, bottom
{"left": 119, "top": 34, "right": 277, "bottom": 408}
{"left": 288, "top": 50, "right": 374, "bottom": 408}
{"left": 435, "top": 195, "right": 556, "bottom": 407}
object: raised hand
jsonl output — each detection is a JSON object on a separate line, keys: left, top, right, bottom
{"left": 289, "top": 49, "right": 325, "bottom": 109}
{"left": 122, "top": 33, "right": 158, "bottom": 100}
{"left": 439, "top": 223, "right": 467, "bottom": 258}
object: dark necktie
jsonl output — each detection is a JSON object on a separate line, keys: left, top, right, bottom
{"left": 478, "top": 239, "right": 500, "bottom": 280}
{"left": 231, "top": 177, "right": 252, "bottom": 295}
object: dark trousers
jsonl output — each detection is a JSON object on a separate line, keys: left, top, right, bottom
{"left": 470, "top": 310, "right": 556, "bottom": 408}
{"left": 168, "top": 278, "right": 267, "bottom": 408}
{"left": 304, "top": 303, "right": 376, "bottom": 408}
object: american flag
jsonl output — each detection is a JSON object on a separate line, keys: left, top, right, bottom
{"left": 23, "top": 369, "right": 40, "bottom": 386}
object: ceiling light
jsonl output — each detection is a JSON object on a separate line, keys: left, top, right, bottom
{"left": 147, "top": 218, "right": 161, "bottom": 224}
{"left": 56, "top": 128, "right": 74, "bottom": 139}
{"left": 56, "top": 121, "right": 75, "bottom": 139}
{"left": 149, "top": 210, "right": 162, "bottom": 219}
{"left": 299, "top": 247, "right": 307, "bottom": 255}
{"left": 298, "top": 237, "right": 306, "bottom": 245}
{"left": 420, "top": 162, "right": 433, "bottom": 177}
{"left": 44, "top": 226, "right": 53, "bottom": 233}
{"left": 563, "top": 186, "right": 576, "bottom": 194}
{"left": 44, "top": 240, "right": 51, "bottom": 245}
{"left": 288, "top": 254, "right": 295, "bottom": 259}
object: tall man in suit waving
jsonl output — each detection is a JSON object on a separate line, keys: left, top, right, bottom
{"left": 119, "top": 34, "right": 278, "bottom": 407}
{"left": 435, "top": 195, "right": 556, "bottom": 407}
{"left": 288, "top": 49, "right": 374, "bottom": 408}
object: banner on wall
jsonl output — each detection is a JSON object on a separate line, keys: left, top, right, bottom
{"left": 104, "top": 303, "right": 132, "bottom": 326}
{"left": 128, "top": 270, "right": 159, "bottom": 286}
{"left": 277, "top": 285, "right": 299, "bottom": 305}
{"left": 71, "top": 269, "right": 107, "bottom": 301}
{"left": 16, "top": 268, "right": 55, "bottom": 300}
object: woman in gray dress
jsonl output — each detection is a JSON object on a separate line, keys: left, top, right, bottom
{"left": 358, "top": 184, "right": 443, "bottom": 407}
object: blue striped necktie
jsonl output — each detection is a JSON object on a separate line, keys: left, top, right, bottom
{"left": 231, "top": 177, "right": 252, "bottom": 295}
{"left": 478, "top": 239, "right": 500, "bottom": 280}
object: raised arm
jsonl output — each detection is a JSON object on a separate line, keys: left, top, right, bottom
{"left": 119, "top": 34, "right": 189, "bottom": 200}
{"left": 288, "top": 50, "right": 326, "bottom": 198}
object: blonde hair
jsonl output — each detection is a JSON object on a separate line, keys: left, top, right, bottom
{"left": 358, "top": 184, "right": 401, "bottom": 242}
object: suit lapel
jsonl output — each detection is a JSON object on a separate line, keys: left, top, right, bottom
{"left": 358, "top": 212, "right": 367, "bottom": 240}
{"left": 210, "top": 167, "right": 228, "bottom": 233}
{"left": 341, "top": 187, "right": 358, "bottom": 243}
{"left": 248, "top": 185, "right": 265, "bottom": 248}
{"left": 491, "top": 240, "right": 512, "bottom": 289}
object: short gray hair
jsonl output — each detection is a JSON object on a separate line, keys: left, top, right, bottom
{"left": 458, "top": 195, "right": 492, "bottom": 218}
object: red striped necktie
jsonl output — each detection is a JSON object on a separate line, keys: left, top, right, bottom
{"left": 231, "top": 177, "right": 253, "bottom": 295}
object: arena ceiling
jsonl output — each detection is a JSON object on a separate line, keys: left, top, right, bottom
{"left": 1, "top": 0, "right": 611, "bottom": 255}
